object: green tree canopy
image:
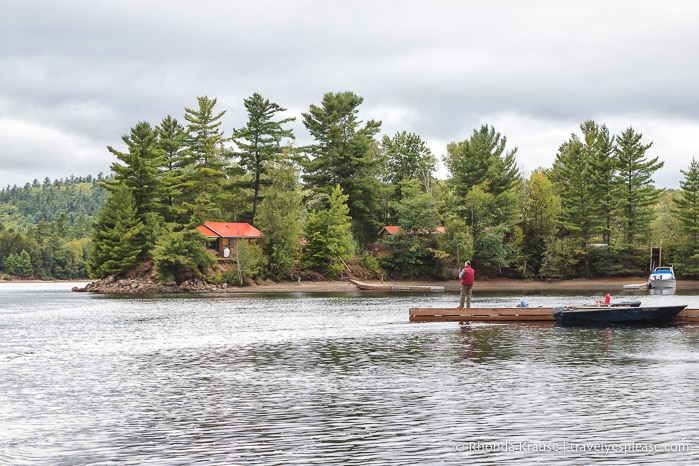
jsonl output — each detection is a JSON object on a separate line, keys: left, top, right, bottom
{"left": 380, "top": 131, "right": 436, "bottom": 198}
{"left": 256, "top": 162, "right": 304, "bottom": 280}
{"left": 301, "top": 91, "right": 382, "bottom": 246}
{"left": 521, "top": 170, "right": 559, "bottom": 276}
{"left": 182, "top": 96, "right": 229, "bottom": 220}
{"left": 674, "top": 157, "right": 699, "bottom": 248}
{"left": 88, "top": 183, "right": 144, "bottom": 278}
{"left": 156, "top": 115, "right": 188, "bottom": 225}
{"left": 444, "top": 124, "right": 520, "bottom": 199}
{"left": 232, "top": 92, "right": 295, "bottom": 225}
{"left": 614, "top": 127, "right": 663, "bottom": 246}
{"left": 302, "top": 184, "right": 354, "bottom": 277}
{"left": 104, "top": 121, "right": 164, "bottom": 220}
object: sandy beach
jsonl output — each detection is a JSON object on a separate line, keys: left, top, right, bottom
{"left": 4, "top": 276, "right": 696, "bottom": 294}
{"left": 218, "top": 277, "right": 699, "bottom": 294}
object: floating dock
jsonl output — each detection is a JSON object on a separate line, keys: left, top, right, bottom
{"left": 623, "top": 283, "right": 649, "bottom": 290}
{"left": 409, "top": 307, "right": 699, "bottom": 322}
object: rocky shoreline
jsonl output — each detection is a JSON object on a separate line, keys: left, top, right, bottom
{"left": 72, "top": 275, "right": 233, "bottom": 293}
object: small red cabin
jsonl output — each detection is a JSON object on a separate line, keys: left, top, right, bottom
{"left": 196, "top": 222, "right": 263, "bottom": 259}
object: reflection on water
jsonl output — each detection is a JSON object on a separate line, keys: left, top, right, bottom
{"left": 1, "top": 283, "right": 699, "bottom": 464}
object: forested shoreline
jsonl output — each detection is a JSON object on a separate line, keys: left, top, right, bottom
{"left": 2, "top": 91, "right": 699, "bottom": 283}
{"left": 0, "top": 176, "right": 106, "bottom": 279}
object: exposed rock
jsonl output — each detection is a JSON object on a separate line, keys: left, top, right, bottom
{"left": 71, "top": 276, "right": 232, "bottom": 294}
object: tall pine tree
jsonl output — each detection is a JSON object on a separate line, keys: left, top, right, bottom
{"left": 302, "top": 92, "right": 382, "bottom": 247}
{"left": 614, "top": 127, "right": 663, "bottom": 246}
{"left": 231, "top": 93, "right": 295, "bottom": 225}
{"left": 156, "top": 115, "right": 188, "bottom": 225}
{"left": 673, "top": 158, "right": 699, "bottom": 275}
{"left": 182, "top": 96, "right": 228, "bottom": 221}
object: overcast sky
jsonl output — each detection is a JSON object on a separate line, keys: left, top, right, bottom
{"left": 2, "top": 0, "right": 698, "bottom": 190}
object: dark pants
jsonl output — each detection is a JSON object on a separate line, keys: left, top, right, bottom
{"left": 459, "top": 284, "right": 472, "bottom": 308}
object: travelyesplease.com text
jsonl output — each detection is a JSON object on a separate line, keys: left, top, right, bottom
{"left": 453, "top": 440, "right": 691, "bottom": 455}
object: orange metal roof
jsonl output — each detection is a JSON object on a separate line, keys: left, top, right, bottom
{"left": 379, "top": 225, "right": 400, "bottom": 235}
{"left": 378, "top": 225, "right": 445, "bottom": 236}
{"left": 196, "top": 222, "right": 262, "bottom": 238}
{"left": 196, "top": 225, "right": 219, "bottom": 238}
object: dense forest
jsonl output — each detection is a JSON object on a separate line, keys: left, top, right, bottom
{"left": 0, "top": 176, "right": 107, "bottom": 279}
{"left": 3, "top": 91, "right": 699, "bottom": 283}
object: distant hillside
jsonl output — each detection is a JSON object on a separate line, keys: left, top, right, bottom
{"left": 0, "top": 175, "right": 108, "bottom": 230}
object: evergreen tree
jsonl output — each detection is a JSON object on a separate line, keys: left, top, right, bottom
{"left": 583, "top": 121, "right": 617, "bottom": 245}
{"left": 302, "top": 91, "right": 382, "bottom": 247}
{"left": 549, "top": 134, "right": 597, "bottom": 275}
{"left": 381, "top": 131, "right": 437, "bottom": 198}
{"left": 394, "top": 180, "right": 440, "bottom": 233}
{"left": 152, "top": 227, "right": 216, "bottom": 283}
{"left": 444, "top": 124, "right": 522, "bottom": 272}
{"left": 156, "top": 115, "right": 188, "bottom": 225}
{"left": 232, "top": 239, "right": 266, "bottom": 285}
{"left": 182, "top": 96, "right": 229, "bottom": 220}
{"left": 232, "top": 93, "right": 295, "bottom": 225}
{"left": 105, "top": 121, "right": 165, "bottom": 220}
{"left": 88, "top": 183, "right": 144, "bottom": 278}
{"left": 103, "top": 122, "right": 165, "bottom": 260}
{"left": 444, "top": 124, "right": 520, "bottom": 200}
{"left": 256, "top": 162, "right": 304, "bottom": 280}
{"left": 302, "top": 184, "right": 354, "bottom": 277}
{"left": 5, "top": 250, "right": 33, "bottom": 277}
{"left": 614, "top": 127, "right": 663, "bottom": 246}
{"left": 379, "top": 181, "right": 446, "bottom": 279}
{"left": 672, "top": 158, "right": 699, "bottom": 275}
{"left": 674, "top": 157, "right": 699, "bottom": 248}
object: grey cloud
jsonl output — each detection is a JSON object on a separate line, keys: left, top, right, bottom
{"left": 1, "top": 0, "right": 698, "bottom": 189}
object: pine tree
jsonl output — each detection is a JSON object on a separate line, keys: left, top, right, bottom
{"left": 182, "top": 96, "right": 228, "bottom": 220}
{"left": 5, "top": 250, "right": 33, "bottom": 277}
{"left": 444, "top": 124, "right": 521, "bottom": 231}
{"left": 674, "top": 157, "right": 699, "bottom": 255}
{"left": 232, "top": 93, "right": 295, "bottom": 225}
{"left": 582, "top": 121, "right": 616, "bottom": 245}
{"left": 614, "top": 127, "right": 664, "bottom": 246}
{"left": 671, "top": 158, "right": 699, "bottom": 276}
{"left": 302, "top": 91, "right": 382, "bottom": 247}
{"left": 156, "top": 115, "right": 188, "bottom": 225}
{"left": 444, "top": 124, "right": 520, "bottom": 199}
{"left": 549, "top": 134, "right": 596, "bottom": 275}
{"left": 88, "top": 183, "right": 144, "bottom": 278}
{"left": 152, "top": 227, "right": 216, "bottom": 283}
{"left": 381, "top": 131, "right": 437, "bottom": 198}
{"left": 105, "top": 121, "right": 165, "bottom": 220}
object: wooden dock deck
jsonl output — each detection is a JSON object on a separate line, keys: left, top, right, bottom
{"left": 409, "top": 307, "right": 699, "bottom": 322}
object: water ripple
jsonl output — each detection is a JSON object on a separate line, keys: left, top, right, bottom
{"left": 1, "top": 285, "right": 699, "bottom": 464}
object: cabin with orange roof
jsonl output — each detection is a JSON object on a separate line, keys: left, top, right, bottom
{"left": 196, "top": 222, "right": 263, "bottom": 259}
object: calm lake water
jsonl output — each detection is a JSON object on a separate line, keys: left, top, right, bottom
{"left": 2, "top": 282, "right": 699, "bottom": 465}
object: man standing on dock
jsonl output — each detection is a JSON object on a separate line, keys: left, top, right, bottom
{"left": 459, "top": 261, "right": 475, "bottom": 309}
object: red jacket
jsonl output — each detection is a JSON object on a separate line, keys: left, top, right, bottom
{"left": 460, "top": 266, "right": 474, "bottom": 286}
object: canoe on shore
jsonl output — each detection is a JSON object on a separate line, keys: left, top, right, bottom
{"left": 351, "top": 279, "right": 444, "bottom": 293}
